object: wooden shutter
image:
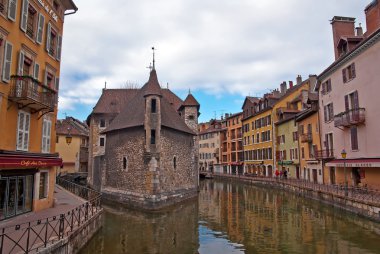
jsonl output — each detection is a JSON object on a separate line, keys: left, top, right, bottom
{"left": 41, "top": 120, "right": 46, "bottom": 152}
{"left": 17, "top": 111, "right": 30, "bottom": 151}
{"left": 36, "top": 13, "right": 45, "bottom": 44}
{"left": 283, "top": 150, "right": 287, "bottom": 160}
{"left": 2, "top": 41, "right": 13, "bottom": 82}
{"left": 8, "top": 0, "right": 17, "bottom": 21}
{"left": 323, "top": 106, "right": 328, "bottom": 122}
{"left": 327, "top": 79, "right": 332, "bottom": 92}
{"left": 329, "top": 104, "right": 334, "bottom": 121}
{"left": 56, "top": 35, "right": 62, "bottom": 60}
{"left": 18, "top": 51, "right": 24, "bottom": 75}
{"left": 46, "top": 23, "right": 51, "bottom": 52}
{"left": 344, "top": 95, "right": 349, "bottom": 111}
{"left": 351, "top": 127, "right": 358, "bottom": 150}
{"left": 34, "top": 62, "right": 39, "bottom": 79}
{"left": 342, "top": 68, "right": 347, "bottom": 83}
{"left": 351, "top": 63, "right": 356, "bottom": 79}
{"left": 20, "top": 0, "right": 28, "bottom": 32}
{"left": 353, "top": 91, "right": 359, "bottom": 109}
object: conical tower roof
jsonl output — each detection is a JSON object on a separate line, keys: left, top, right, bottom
{"left": 142, "top": 69, "right": 162, "bottom": 97}
{"left": 179, "top": 93, "right": 200, "bottom": 111}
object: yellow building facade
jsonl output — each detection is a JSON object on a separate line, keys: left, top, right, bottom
{"left": 0, "top": 0, "right": 77, "bottom": 220}
{"left": 242, "top": 94, "right": 279, "bottom": 177}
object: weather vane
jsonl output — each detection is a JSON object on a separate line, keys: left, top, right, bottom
{"left": 152, "top": 47, "right": 156, "bottom": 70}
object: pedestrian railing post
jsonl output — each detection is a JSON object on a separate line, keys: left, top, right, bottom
{"left": 26, "top": 222, "right": 31, "bottom": 254}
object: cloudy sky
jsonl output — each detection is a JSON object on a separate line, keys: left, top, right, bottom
{"left": 58, "top": 0, "right": 366, "bottom": 122}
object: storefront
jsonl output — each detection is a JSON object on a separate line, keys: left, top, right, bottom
{"left": 0, "top": 152, "right": 62, "bottom": 221}
{"left": 326, "top": 158, "right": 380, "bottom": 188}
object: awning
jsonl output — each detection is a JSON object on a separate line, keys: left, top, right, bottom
{"left": 326, "top": 158, "right": 380, "bottom": 168}
{"left": 0, "top": 155, "right": 62, "bottom": 169}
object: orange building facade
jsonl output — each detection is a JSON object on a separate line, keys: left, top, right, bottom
{"left": 221, "top": 113, "right": 243, "bottom": 175}
{"left": 0, "top": 0, "right": 77, "bottom": 220}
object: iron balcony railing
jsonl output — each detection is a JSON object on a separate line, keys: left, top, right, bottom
{"left": 334, "top": 108, "right": 365, "bottom": 128}
{"left": 9, "top": 76, "right": 56, "bottom": 112}
{"left": 300, "top": 133, "right": 312, "bottom": 143}
{"left": 0, "top": 178, "right": 101, "bottom": 254}
{"left": 314, "top": 149, "right": 334, "bottom": 160}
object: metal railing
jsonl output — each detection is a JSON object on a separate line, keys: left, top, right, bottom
{"left": 213, "top": 173, "right": 380, "bottom": 206}
{"left": 0, "top": 178, "right": 101, "bottom": 254}
{"left": 300, "top": 133, "right": 312, "bottom": 143}
{"left": 9, "top": 76, "right": 56, "bottom": 111}
{"left": 314, "top": 149, "right": 334, "bottom": 160}
{"left": 334, "top": 108, "right": 365, "bottom": 128}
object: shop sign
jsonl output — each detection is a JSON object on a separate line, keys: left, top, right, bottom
{"left": 0, "top": 157, "right": 62, "bottom": 168}
{"left": 37, "top": 0, "right": 58, "bottom": 22}
{"left": 335, "top": 163, "right": 375, "bottom": 168}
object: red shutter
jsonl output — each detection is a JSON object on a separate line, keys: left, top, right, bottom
{"left": 342, "top": 68, "right": 347, "bottom": 83}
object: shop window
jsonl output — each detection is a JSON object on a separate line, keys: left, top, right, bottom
{"left": 39, "top": 171, "right": 48, "bottom": 199}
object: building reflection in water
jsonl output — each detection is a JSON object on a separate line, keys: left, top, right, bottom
{"left": 80, "top": 200, "right": 199, "bottom": 254}
{"left": 199, "top": 180, "right": 380, "bottom": 254}
{"left": 80, "top": 180, "right": 380, "bottom": 254}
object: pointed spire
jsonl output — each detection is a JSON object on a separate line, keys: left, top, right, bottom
{"left": 142, "top": 68, "right": 162, "bottom": 97}
{"left": 152, "top": 47, "right": 156, "bottom": 70}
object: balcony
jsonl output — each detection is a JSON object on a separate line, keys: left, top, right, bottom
{"left": 314, "top": 149, "right": 334, "bottom": 160}
{"left": 334, "top": 108, "right": 365, "bottom": 128}
{"left": 300, "top": 133, "right": 312, "bottom": 143}
{"left": 9, "top": 76, "right": 56, "bottom": 113}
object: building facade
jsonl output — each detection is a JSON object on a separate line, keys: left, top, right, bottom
{"left": 199, "top": 120, "right": 224, "bottom": 173}
{"left": 295, "top": 93, "right": 324, "bottom": 183}
{"left": 221, "top": 113, "right": 243, "bottom": 175}
{"left": 56, "top": 116, "right": 89, "bottom": 175}
{"left": 0, "top": 0, "right": 77, "bottom": 220}
{"left": 88, "top": 68, "right": 200, "bottom": 209}
{"left": 317, "top": 3, "right": 380, "bottom": 189}
{"left": 242, "top": 93, "right": 279, "bottom": 177}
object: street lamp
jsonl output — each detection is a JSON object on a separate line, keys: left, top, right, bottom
{"left": 341, "top": 149, "right": 348, "bottom": 196}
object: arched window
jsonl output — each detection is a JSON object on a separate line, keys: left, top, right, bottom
{"left": 123, "top": 157, "right": 128, "bottom": 171}
{"left": 173, "top": 156, "right": 177, "bottom": 170}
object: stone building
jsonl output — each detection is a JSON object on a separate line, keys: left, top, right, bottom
{"left": 87, "top": 67, "right": 200, "bottom": 209}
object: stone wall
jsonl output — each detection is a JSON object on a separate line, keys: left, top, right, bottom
{"left": 101, "top": 127, "right": 198, "bottom": 210}
{"left": 88, "top": 114, "right": 117, "bottom": 187}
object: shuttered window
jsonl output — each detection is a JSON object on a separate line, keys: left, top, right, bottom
{"left": 7, "top": 0, "right": 17, "bottom": 21}
{"left": 2, "top": 41, "right": 13, "bottom": 82}
{"left": 351, "top": 127, "right": 358, "bottom": 151}
{"left": 20, "top": 0, "right": 28, "bottom": 32}
{"left": 46, "top": 22, "right": 51, "bottom": 52}
{"left": 17, "top": 110, "right": 30, "bottom": 151}
{"left": 33, "top": 62, "right": 39, "bottom": 79}
{"left": 41, "top": 119, "right": 51, "bottom": 153}
{"left": 56, "top": 35, "right": 62, "bottom": 60}
{"left": 36, "top": 13, "right": 44, "bottom": 44}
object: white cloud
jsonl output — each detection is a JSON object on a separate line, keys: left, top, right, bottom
{"left": 59, "top": 0, "right": 366, "bottom": 112}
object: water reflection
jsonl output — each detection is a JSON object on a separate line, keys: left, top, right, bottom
{"left": 80, "top": 179, "right": 380, "bottom": 254}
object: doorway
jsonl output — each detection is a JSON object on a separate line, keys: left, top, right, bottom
{"left": 312, "top": 169, "right": 318, "bottom": 183}
{"left": 0, "top": 175, "right": 33, "bottom": 220}
{"left": 330, "top": 167, "right": 336, "bottom": 184}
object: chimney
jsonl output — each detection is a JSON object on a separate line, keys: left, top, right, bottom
{"left": 356, "top": 24, "right": 364, "bottom": 36}
{"left": 365, "top": 0, "right": 380, "bottom": 36}
{"left": 280, "top": 81, "right": 287, "bottom": 95}
{"left": 296, "top": 75, "right": 302, "bottom": 85}
{"left": 289, "top": 81, "right": 293, "bottom": 88}
{"left": 331, "top": 16, "right": 356, "bottom": 60}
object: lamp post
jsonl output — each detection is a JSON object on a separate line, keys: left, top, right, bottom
{"left": 341, "top": 149, "right": 348, "bottom": 196}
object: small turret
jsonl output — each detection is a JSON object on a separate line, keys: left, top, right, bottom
{"left": 179, "top": 92, "right": 200, "bottom": 133}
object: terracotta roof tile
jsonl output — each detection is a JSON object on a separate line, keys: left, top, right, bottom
{"left": 56, "top": 117, "right": 89, "bottom": 136}
{"left": 92, "top": 89, "right": 138, "bottom": 114}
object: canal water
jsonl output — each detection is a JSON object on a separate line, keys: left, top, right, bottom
{"left": 80, "top": 179, "right": 380, "bottom": 254}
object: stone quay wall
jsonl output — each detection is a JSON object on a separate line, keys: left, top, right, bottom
{"left": 38, "top": 212, "right": 103, "bottom": 254}
{"left": 213, "top": 173, "right": 380, "bottom": 222}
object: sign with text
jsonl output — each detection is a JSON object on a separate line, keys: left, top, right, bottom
{"left": 37, "top": 0, "right": 58, "bottom": 22}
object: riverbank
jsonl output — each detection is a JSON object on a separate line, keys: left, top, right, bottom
{"left": 212, "top": 173, "right": 380, "bottom": 222}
